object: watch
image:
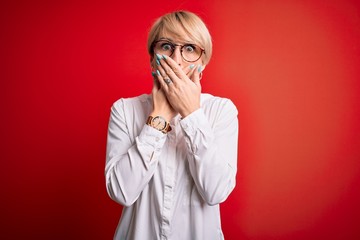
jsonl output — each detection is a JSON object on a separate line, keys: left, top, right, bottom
{"left": 146, "top": 115, "right": 172, "bottom": 134}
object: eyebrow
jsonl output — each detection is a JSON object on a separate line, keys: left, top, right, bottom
{"left": 158, "top": 37, "right": 173, "bottom": 42}
{"left": 158, "top": 37, "right": 195, "bottom": 45}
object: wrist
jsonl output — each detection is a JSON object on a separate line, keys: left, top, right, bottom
{"left": 150, "top": 111, "right": 172, "bottom": 122}
{"left": 146, "top": 115, "right": 172, "bottom": 134}
{"left": 179, "top": 106, "right": 200, "bottom": 118}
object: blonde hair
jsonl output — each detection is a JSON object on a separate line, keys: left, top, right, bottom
{"left": 147, "top": 11, "right": 212, "bottom": 65}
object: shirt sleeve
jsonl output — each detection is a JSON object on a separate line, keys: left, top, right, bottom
{"left": 180, "top": 98, "right": 238, "bottom": 205}
{"left": 105, "top": 99, "right": 166, "bottom": 207}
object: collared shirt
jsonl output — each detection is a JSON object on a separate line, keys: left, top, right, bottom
{"left": 105, "top": 93, "right": 238, "bottom": 240}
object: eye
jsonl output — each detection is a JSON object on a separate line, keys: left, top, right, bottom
{"left": 161, "top": 43, "right": 173, "bottom": 51}
{"left": 184, "top": 45, "right": 196, "bottom": 52}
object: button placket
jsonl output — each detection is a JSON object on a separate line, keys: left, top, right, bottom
{"left": 160, "top": 130, "right": 177, "bottom": 238}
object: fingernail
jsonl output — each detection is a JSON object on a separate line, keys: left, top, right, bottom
{"left": 151, "top": 71, "right": 156, "bottom": 77}
{"left": 156, "top": 59, "right": 160, "bottom": 66}
{"left": 197, "top": 65, "right": 203, "bottom": 73}
{"left": 156, "top": 54, "right": 162, "bottom": 60}
{"left": 156, "top": 70, "right": 161, "bottom": 76}
{"left": 189, "top": 64, "right": 195, "bottom": 69}
{"left": 162, "top": 55, "right": 167, "bottom": 60}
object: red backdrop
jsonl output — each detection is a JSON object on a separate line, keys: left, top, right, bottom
{"left": 1, "top": 0, "right": 360, "bottom": 239}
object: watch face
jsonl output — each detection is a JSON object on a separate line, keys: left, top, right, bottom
{"left": 151, "top": 116, "right": 166, "bottom": 131}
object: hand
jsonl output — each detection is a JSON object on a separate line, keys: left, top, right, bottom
{"left": 155, "top": 55, "right": 203, "bottom": 118}
{"left": 151, "top": 72, "right": 177, "bottom": 122}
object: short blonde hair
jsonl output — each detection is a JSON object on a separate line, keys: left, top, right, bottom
{"left": 147, "top": 11, "right": 212, "bottom": 65}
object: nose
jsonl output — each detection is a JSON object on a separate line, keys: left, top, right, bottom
{"left": 171, "top": 46, "right": 183, "bottom": 66}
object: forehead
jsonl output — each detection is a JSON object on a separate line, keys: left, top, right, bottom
{"left": 158, "top": 24, "right": 194, "bottom": 43}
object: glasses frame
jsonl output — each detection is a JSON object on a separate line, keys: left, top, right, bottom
{"left": 152, "top": 40, "right": 205, "bottom": 63}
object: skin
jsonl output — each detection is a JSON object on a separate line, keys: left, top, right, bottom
{"left": 150, "top": 34, "right": 205, "bottom": 122}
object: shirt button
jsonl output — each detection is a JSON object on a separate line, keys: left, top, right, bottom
{"left": 155, "top": 137, "right": 160, "bottom": 142}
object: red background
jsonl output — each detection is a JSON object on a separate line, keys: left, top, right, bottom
{"left": 1, "top": 0, "right": 360, "bottom": 239}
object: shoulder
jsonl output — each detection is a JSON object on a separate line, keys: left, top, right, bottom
{"left": 111, "top": 94, "right": 151, "bottom": 112}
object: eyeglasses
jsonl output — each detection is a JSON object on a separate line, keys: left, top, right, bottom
{"left": 152, "top": 40, "right": 205, "bottom": 62}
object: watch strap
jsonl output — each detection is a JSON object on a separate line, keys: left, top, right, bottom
{"left": 146, "top": 116, "right": 172, "bottom": 134}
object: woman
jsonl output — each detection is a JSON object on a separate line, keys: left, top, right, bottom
{"left": 105, "top": 11, "right": 238, "bottom": 240}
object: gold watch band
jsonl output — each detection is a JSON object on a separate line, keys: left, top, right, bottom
{"left": 146, "top": 116, "right": 172, "bottom": 133}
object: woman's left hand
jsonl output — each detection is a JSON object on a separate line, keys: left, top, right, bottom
{"left": 156, "top": 55, "right": 203, "bottom": 118}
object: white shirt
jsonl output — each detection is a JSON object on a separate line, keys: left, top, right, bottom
{"left": 105, "top": 93, "right": 238, "bottom": 240}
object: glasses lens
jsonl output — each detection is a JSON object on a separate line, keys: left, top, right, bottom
{"left": 154, "top": 41, "right": 174, "bottom": 57}
{"left": 181, "top": 44, "right": 202, "bottom": 62}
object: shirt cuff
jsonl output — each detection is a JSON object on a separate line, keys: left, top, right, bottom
{"left": 180, "top": 108, "right": 212, "bottom": 139}
{"left": 138, "top": 124, "right": 167, "bottom": 149}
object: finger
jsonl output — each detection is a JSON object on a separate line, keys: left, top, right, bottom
{"left": 152, "top": 71, "right": 160, "bottom": 89}
{"left": 155, "top": 54, "right": 177, "bottom": 86}
{"left": 182, "top": 64, "right": 196, "bottom": 77}
{"left": 160, "top": 54, "right": 188, "bottom": 81}
{"left": 155, "top": 69, "right": 171, "bottom": 91}
{"left": 191, "top": 65, "right": 203, "bottom": 87}
{"left": 156, "top": 63, "right": 176, "bottom": 88}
